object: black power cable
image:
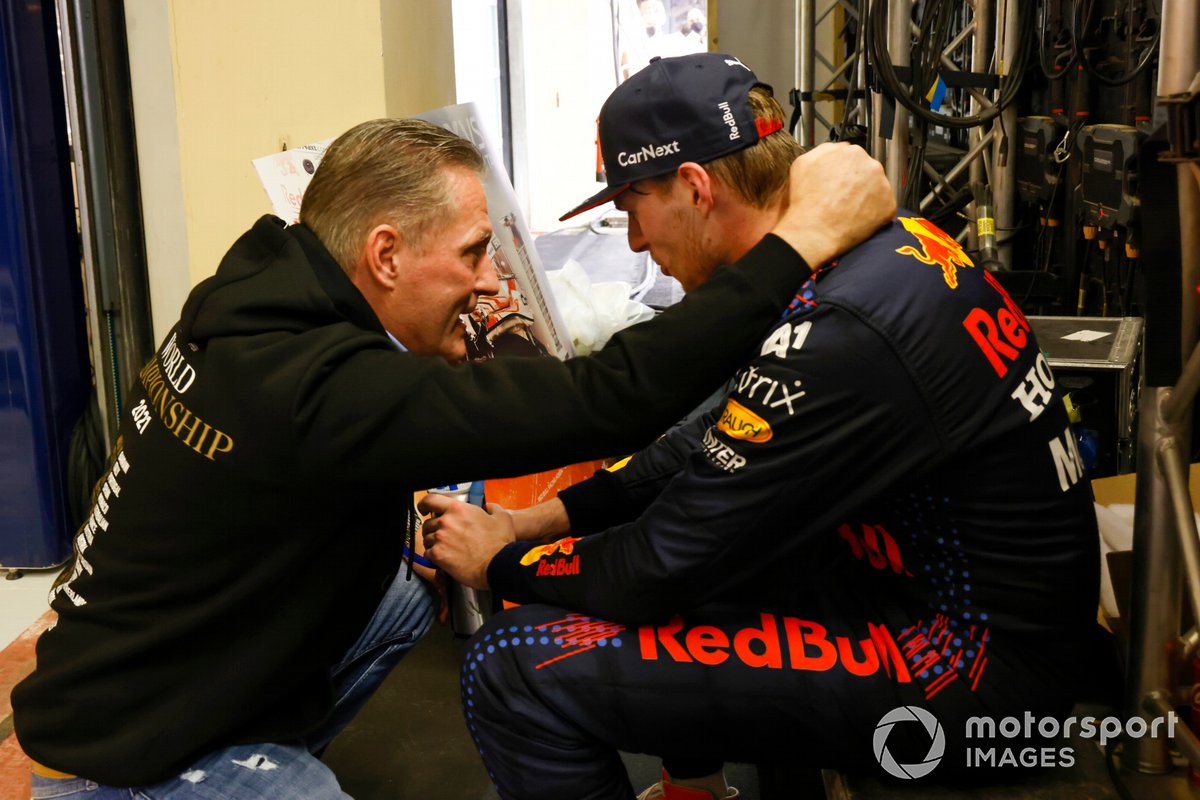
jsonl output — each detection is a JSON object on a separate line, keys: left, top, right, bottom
{"left": 869, "top": 0, "right": 1036, "bottom": 129}
{"left": 1038, "top": 0, "right": 1077, "bottom": 81}
{"left": 1071, "top": 0, "right": 1160, "bottom": 88}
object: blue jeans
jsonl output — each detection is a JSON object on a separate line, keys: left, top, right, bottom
{"left": 30, "top": 570, "right": 435, "bottom": 800}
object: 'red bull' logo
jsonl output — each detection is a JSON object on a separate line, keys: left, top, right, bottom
{"left": 639, "top": 613, "right": 913, "bottom": 682}
{"left": 520, "top": 536, "right": 582, "bottom": 567}
{"left": 963, "top": 270, "right": 1032, "bottom": 378}
{"left": 535, "top": 556, "right": 580, "bottom": 576}
{"left": 717, "top": 398, "right": 773, "bottom": 443}
{"left": 895, "top": 217, "right": 975, "bottom": 289}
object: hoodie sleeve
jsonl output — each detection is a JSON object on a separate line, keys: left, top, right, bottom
{"left": 291, "top": 235, "right": 810, "bottom": 490}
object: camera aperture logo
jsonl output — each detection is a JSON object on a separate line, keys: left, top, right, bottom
{"left": 873, "top": 706, "right": 946, "bottom": 779}
{"left": 872, "top": 706, "right": 1180, "bottom": 777}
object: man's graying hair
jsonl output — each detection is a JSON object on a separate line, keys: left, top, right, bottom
{"left": 300, "top": 118, "right": 485, "bottom": 274}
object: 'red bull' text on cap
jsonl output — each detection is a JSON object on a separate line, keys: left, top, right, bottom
{"left": 559, "top": 52, "right": 786, "bottom": 221}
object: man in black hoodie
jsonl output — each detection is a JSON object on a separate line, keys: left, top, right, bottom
{"left": 13, "top": 116, "right": 893, "bottom": 798}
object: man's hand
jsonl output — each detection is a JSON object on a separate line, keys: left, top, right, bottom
{"left": 772, "top": 142, "right": 895, "bottom": 267}
{"left": 408, "top": 513, "right": 449, "bottom": 624}
{"left": 418, "top": 493, "right": 516, "bottom": 590}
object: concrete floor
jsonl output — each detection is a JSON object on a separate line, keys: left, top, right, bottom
{"left": 321, "top": 620, "right": 767, "bottom": 799}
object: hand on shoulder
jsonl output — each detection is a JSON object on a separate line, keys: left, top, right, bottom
{"left": 772, "top": 142, "right": 896, "bottom": 267}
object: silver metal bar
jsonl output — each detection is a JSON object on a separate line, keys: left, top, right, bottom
{"left": 1162, "top": 343, "right": 1200, "bottom": 426}
{"left": 941, "top": 18, "right": 975, "bottom": 59}
{"left": 856, "top": 0, "right": 869, "bottom": 131}
{"left": 938, "top": 53, "right": 996, "bottom": 111}
{"left": 908, "top": 16, "right": 995, "bottom": 113}
{"left": 834, "top": 0, "right": 860, "bottom": 22}
{"left": 1159, "top": 438, "right": 1200, "bottom": 640}
{"left": 1124, "top": 388, "right": 1185, "bottom": 774}
{"left": 884, "top": 0, "right": 912, "bottom": 202}
{"left": 991, "top": 0, "right": 1018, "bottom": 269}
{"left": 797, "top": 0, "right": 816, "bottom": 146}
{"left": 921, "top": 160, "right": 958, "bottom": 207}
{"left": 817, "top": 56, "right": 860, "bottom": 91}
{"left": 918, "top": 128, "right": 996, "bottom": 209}
{"left": 967, "top": 0, "right": 991, "bottom": 252}
{"left": 1145, "top": 692, "right": 1200, "bottom": 767}
{"left": 1157, "top": 0, "right": 1200, "bottom": 99}
{"left": 1182, "top": 627, "right": 1200, "bottom": 662}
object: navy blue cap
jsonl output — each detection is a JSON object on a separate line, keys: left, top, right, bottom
{"left": 560, "top": 52, "right": 782, "bottom": 221}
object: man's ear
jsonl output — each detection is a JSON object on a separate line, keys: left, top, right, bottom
{"left": 676, "top": 162, "right": 714, "bottom": 214}
{"left": 360, "top": 223, "right": 404, "bottom": 289}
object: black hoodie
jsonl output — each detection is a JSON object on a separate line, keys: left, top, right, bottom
{"left": 12, "top": 215, "right": 811, "bottom": 785}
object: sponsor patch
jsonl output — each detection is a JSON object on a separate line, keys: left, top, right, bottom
{"left": 895, "top": 217, "right": 974, "bottom": 289}
{"left": 519, "top": 536, "right": 582, "bottom": 567}
{"left": 717, "top": 398, "right": 773, "bottom": 443}
{"left": 702, "top": 427, "right": 748, "bottom": 473}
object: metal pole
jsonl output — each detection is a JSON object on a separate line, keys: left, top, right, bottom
{"left": 1162, "top": 343, "right": 1200, "bottom": 425}
{"left": 1123, "top": 387, "right": 1184, "bottom": 774}
{"left": 1146, "top": 692, "right": 1200, "bottom": 768}
{"left": 1157, "top": 0, "right": 1200, "bottom": 364}
{"left": 798, "top": 0, "right": 816, "bottom": 147}
{"left": 856, "top": 0, "right": 870, "bottom": 134}
{"left": 884, "top": 0, "right": 910, "bottom": 202}
{"left": 991, "top": 0, "right": 1018, "bottom": 269}
{"left": 918, "top": 128, "right": 996, "bottom": 209}
{"left": 967, "top": 0, "right": 991, "bottom": 253}
{"left": 1159, "top": 438, "right": 1200, "bottom": 635}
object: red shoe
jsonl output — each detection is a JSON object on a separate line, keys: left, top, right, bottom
{"left": 636, "top": 769, "right": 740, "bottom": 800}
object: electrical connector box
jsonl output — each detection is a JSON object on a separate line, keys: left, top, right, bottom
{"left": 1077, "top": 124, "right": 1142, "bottom": 229}
{"left": 1017, "top": 116, "right": 1060, "bottom": 206}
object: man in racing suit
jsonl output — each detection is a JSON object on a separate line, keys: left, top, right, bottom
{"left": 423, "top": 53, "right": 1100, "bottom": 800}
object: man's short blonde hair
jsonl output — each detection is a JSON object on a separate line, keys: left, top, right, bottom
{"left": 702, "top": 86, "right": 803, "bottom": 208}
{"left": 639, "top": 87, "right": 802, "bottom": 207}
{"left": 300, "top": 118, "right": 485, "bottom": 274}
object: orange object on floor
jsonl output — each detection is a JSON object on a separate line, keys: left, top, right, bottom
{"left": 1, "top": 610, "right": 56, "bottom": 799}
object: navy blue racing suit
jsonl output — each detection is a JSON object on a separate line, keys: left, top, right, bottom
{"left": 465, "top": 215, "right": 1100, "bottom": 799}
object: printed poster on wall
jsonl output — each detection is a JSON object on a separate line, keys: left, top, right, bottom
{"left": 251, "top": 140, "right": 332, "bottom": 225}
{"left": 416, "top": 102, "right": 573, "bottom": 362}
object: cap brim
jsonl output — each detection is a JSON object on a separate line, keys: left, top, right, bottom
{"left": 558, "top": 182, "right": 632, "bottom": 222}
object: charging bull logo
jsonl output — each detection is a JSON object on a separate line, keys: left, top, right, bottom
{"left": 519, "top": 536, "right": 582, "bottom": 567}
{"left": 895, "top": 217, "right": 975, "bottom": 289}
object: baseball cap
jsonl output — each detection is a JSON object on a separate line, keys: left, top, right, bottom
{"left": 559, "top": 52, "right": 784, "bottom": 221}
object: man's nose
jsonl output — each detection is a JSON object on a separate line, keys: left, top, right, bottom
{"left": 626, "top": 217, "right": 649, "bottom": 253}
{"left": 476, "top": 253, "right": 500, "bottom": 296}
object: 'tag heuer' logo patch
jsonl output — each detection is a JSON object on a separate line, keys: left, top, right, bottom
{"left": 717, "top": 398, "right": 773, "bottom": 443}
{"left": 519, "top": 536, "right": 583, "bottom": 567}
{"left": 895, "top": 217, "right": 975, "bottom": 289}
